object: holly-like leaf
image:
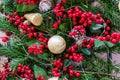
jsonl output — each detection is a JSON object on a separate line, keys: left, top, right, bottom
{"left": 105, "top": 41, "right": 114, "bottom": 48}
{"left": 16, "top": 3, "right": 37, "bottom": 12}
{"left": 6, "top": 75, "right": 21, "bottom": 80}
{"left": 95, "top": 39, "right": 104, "bottom": 47}
{"left": 59, "top": 78, "right": 63, "bottom": 80}
{"left": 37, "top": 52, "right": 49, "bottom": 60}
{"left": 33, "top": 65, "right": 48, "bottom": 79}
{"left": 59, "top": 24, "right": 66, "bottom": 32}
{"left": 81, "top": 48, "right": 91, "bottom": 55}
{"left": 90, "top": 24, "right": 105, "bottom": 34}
{"left": 26, "top": 39, "right": 39, "bottom": 46}
{"left": 63, "top": 59, "right": 71, "bottom": 68}
{"left": 16, "top": 4, "right": 23, "bottom": 12}
{"left": 10, "top": 58, "right": 25, "bottom": 72}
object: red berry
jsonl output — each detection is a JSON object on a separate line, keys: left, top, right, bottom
{"left": 69, "top": 65, "right": 73, "bottom": 69}
{"left": 106, "top": 26, "right": 110, "bottom": 31}
{"left": 63, "top": 68, "right": 67, "bottom": 71}
{"left": 18, "top": 63, "right": 22, "bottom": 67}
{"left": 3, "top": 63, "right": 7, "bottom": 67}
{"left": 14, "top": 12, "right": 18, "bottom": 16}
{"left": 106, "top": 35, "right": 111, "bottom": 40}
{"left": 65, "top": 54, "right": 69, "bottom": 58}
{"left": 86, "top": 45, "right": 91, "bottom": 49}
{"left": 41, "top": 76, "right": 45, "bottom": 80}
{"left": 69, "top": 70, "right": 74, "bottom": 74}
{"left": 57, "top": 20, "right": 62, "bottom": 24}
{"left": 90, "top": 38, "right": 94, "bottom": 44}
{"left": 74, "top": 44, "right": 78, "bottom": 49}
{"left": 36, "top": 75, "right": 41, "bottom": 79}
{"left": 75, "top": 72, "right": 80, "bottom": 77}
{"left": 17, "top": 67, "right": 21, "bottom": 72}
{"left": 106, "top": 20, "right": 110, "bottom": 24}
{"left": 53, "top": 22, "right": 59, "bottom": 29}
{"left": 111, "top": 39, "right": 117, "bottom": 44}
{"left": 2, "top": 37, "right": 8, "bottom": 42}
{"left": 104, "top": 31, "right": 108, "bottom": 35}
{"left": 79, "top": 56, "right": 84, "bottom": 61}
{"left": 88, "top": 20, "right": 92, "bottom": 24}
{"left": 96, "top": 13, "right": 101, "bottom": 18}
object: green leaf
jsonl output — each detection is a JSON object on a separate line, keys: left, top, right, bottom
{"left": 17, "top": 3, "right": 37, "bottom": 12}
{"left": 105, "top": 41, "right": 114, "bottom": 48}
{"left": 59, "top": 78, "right": 63, "bottom": 80}
{"left": 59, "top": 24, "right": 66, "bottom": 32}
{"left": 26, "top": 39, "right": 39, "bottom": 46}
{"left": 95, "top": 39, "right": 104, "bottom": 47}
{"left": 33, "top": 65, "right": 48, "bottom": 79}
{"left": 63, "top": 59, "right": 71, "bottom": 68}
{"left": 6, "top": 75, "right": 21, "bottom": 80}
{"left": 81, "top": 48, "right": 91, "bottom": 55}
{"left": 90, "top": 24, "right": 105, "bottom": 34}
{"left": 10, "top": 58, "right": 25, "bottom": 72}
{"left": 16, "top": 4, "right": 23, "bottom": 12}
{"left": 37, "top": 52, "right": 49, "bottom": 60}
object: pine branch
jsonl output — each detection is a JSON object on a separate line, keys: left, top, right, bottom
{"left": 0, "top": 46, "right": 25, "bottom": 59}
{"left": 0, "top": 17, "right": 20, "bottom": 34}
{"left": 75, "top": 70, "right": 120, "bottom": 78}
{"left": 2, "top": 0, "right": 16, "bottom": 14}
{"left": 22, "top": 46, "right": 52, "bottom": 66}
{"left": 97, "top": 0, "right": 120, "bottom": 30}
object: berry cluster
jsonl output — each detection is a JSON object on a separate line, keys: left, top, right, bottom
{"left": 53, "top": 4, "right": 67, "bottom": 18}
{"left": 6, "top": 12, "right": 50, "bottom": 42}
{"left": 95, "top": 32, "right": 120, "bottom": 44}
{"left": 6, "top": 12, "right": 24, "bottom": 25}
{"left": 16, "top": 63, "right": 34, "bottom": 80}
{"left": 67, "top": 6, "right": 120, "bottom": 48}
{"left": 82, "top": 38, "right": 94, "bottom": 49}
{"left": 53, "top": 20, "right": 62, "bottom": 29}
{"left": 15, "top": 0, "right": 40, "bottom": 5}
{"left": 28, "top": 33, "right": 49, "bottom": 55}
{"left": 68, "top": 6, "right": 104, "bottom": 37}
{"left": 36, "top": 75, "right": 45, "bottom": 80}
{"left": 6, "top": 12, "right": 37, "bottom": 39}
{"left": 28, "top": 44, "right": 46, "bottom": 55}
{"left": 18, "top": 23, "right": 35, "bottom": 38}
{"left": 66, "top": 44, "right": 84, "bottom": 62}
{"left": 53, "top": 3, "right": 67, "bottom": 29}
{"left": 67, "top": 6, "right": 104, "bottom": 26}
{"left": 110, "top": 32, "right": 120, "bottom": 43}
{"left": 37, "top": 33, "right": 49, "bottom": 44}
{"left": 7, "top": 12, "right": 49, "bottom": 56}
{"left": 63, "top": 65, "right": 81, "bottom": 77}
{"left": 52, "top": 58, "right": 63, "bottom": 77}
{"left": 0, "top": 63, "right": 12, "bottom": 80}
{"left": 69, "top": 25, "right": 85, "bottom": 36}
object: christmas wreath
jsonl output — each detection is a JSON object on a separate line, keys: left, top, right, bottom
{"left": 0, "top": 0, "right": 120, "bottom": 80}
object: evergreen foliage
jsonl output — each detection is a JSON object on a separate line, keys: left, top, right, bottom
{"left": 0, "top": 0, "right": 120, "bottom": 80}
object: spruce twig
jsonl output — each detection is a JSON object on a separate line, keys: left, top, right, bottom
{"left": 74, "top": 70, "right": 120, "bottom": 78}
{"left": 22, "top": 46, "right": 52, "bottom": 66}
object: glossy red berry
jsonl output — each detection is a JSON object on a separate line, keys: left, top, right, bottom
{"left": 2, "top": 37, "right": 8, "bottom": 42}
{"left": 75, "top": 72, "right": 80, "bottom": 77}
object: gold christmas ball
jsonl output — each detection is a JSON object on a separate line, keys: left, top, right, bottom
{"left": 118, "top": 1, "right": 120, "bottom": 10}
{"left": 48, "top": 35, "right": 66, "bottom": 54}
